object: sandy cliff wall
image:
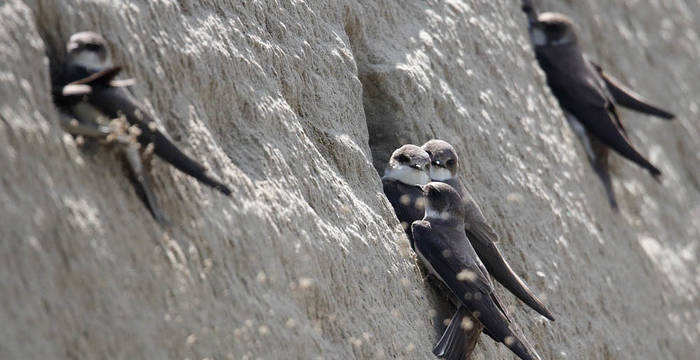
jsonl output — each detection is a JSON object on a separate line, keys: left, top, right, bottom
{"left": 1, "top": 0, "right": 697, "bottom": 359}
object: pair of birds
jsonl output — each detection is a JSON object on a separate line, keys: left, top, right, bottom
{"left": 53, "top": 32, "right": 232, "bottom": 223}
{"left": 522, "top": 2, "right": 675, "bottom": 209}
{"left": 383, "top": 140, "right": 551, "bottom": 360}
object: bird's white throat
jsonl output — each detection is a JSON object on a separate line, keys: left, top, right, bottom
{"left": 71, "top": 51, "right": 110, "bottom": 69}
{"left": 530, "top": 28, "right": 547, "bottom": 46}
{"left": 384, "top": 165, "right": 430, "bottom": 186}
{"left": 429, "top": 167, "right": 453, "bottom": 181}
{"left": 551, "top": 36, "right": 573, "bottom": 46}
{"left": 424, "top": 206, "right": 451, "bottom": 221}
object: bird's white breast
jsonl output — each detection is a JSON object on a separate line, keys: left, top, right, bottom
{"left": 429, "top": 167, "right": 453, "bottom": 181}
{"left": 530, "top": 28, "right": 547, "bottom": 46}
{"left": 565, "top": 112, "right": 595, "bottom": 161}
{"left": 71, "top": 51, "right": 110, "bottom": 69}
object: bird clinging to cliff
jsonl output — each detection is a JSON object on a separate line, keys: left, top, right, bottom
{"left": 422, "top": 140, "right": 554, "bottom": 321}
{"left": 419, "top": 140, "right": 553, "bottom": 359}
{"left": 54, "top": 31, "right": 232, "bottom": 223}
{"left": 522, "top": 6, "right": 675, "bottom": 209}
{"left": 412, "top": 182, "right": 542, "bottom": 360}
{"left": 381, "top": 144, "right": 432, "bottom": 249}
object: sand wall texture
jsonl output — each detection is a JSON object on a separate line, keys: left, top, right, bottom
{"left": 1, "top": 0, "right": 698, "bottom": 359}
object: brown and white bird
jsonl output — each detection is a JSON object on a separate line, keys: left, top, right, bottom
{"left": 381, "top": 145, "right": 431, "bottom": 249}
{"left": 422, "top": 140, "right": 554, "bottom": 321}
{"left": 523, "top": 5, "right": 675, "bottom": 209}
{"left": 54, "top": 32, "right": 231, "bottom": 223}
{"left": 412, "top": 182, "right": 542, "bottom": 360}
{"left": 420, "top": 140, "right": 552, "bottom": 360}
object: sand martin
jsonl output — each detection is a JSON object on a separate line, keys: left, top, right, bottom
{"left": 523, "top": 7, "right": 675, "bottom": 208}
{"left": 413, "top": 182, "right": 541, "bottom": 360}
{"left": 382, "top": 145, "right": 431, "bottom": 249}
{"left": 421, "top": 140, "right": 554, "bottom": 324}
{"left": 54, "top": 32, "right": 231, "bottom": 223}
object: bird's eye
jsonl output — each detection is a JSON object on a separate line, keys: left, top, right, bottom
{"left": 446, "top": 159, "right": 455, "bottom": 167}
{"left": 85, "top": 43, "right": 102, "bottom": 51}
{"left": 395, "top": 154, "right": 410, "bottom": 163}
{"left": 547, "top": 23, "right": 565, "bottom": 35}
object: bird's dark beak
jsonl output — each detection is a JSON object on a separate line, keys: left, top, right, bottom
{"left": 521, "top": 0, "right": 538, "bottom": 26}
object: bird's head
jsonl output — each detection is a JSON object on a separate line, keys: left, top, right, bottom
{"left": 530, "top": 12, "right": 578, "bottom": 48}
{"left": 421, "top": 139, "right": 459, "bottom": 182}
{"left": 421, "top": 182, "right": 464, "bottom": 222}
{"left": 66, "top": 31, "right": 112, "bottom": 68}
{"left": 384, "top": 145, "right": 431, "bottom": 186}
